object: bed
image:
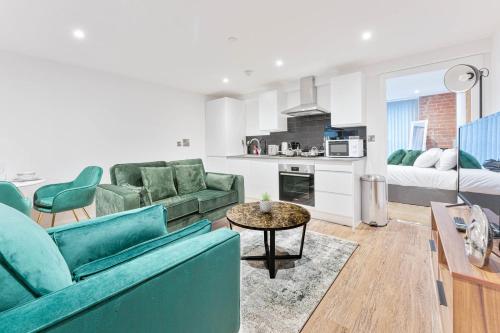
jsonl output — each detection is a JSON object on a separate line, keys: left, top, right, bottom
{"left": 460, "top": 168, "right": 500, "bottom": 195}
{"left": 388, "top": 112, "right": 500, "bottom": 207}
{"left": 387, "top": 165, "right": 500, "bottom": 207}
{"left": 459, "top": 168, "right": 500, "bottom": 212}
{"left": 387, "top": 165, "right": 457, "bottom": 206}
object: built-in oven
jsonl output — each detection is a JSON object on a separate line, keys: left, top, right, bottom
{"left": 279, "top": 164, "right": 314, "bottom": 207}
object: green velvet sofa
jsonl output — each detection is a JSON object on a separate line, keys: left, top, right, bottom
{"left": 0, "top": 203, "right": 240, "bottom": 333}
{"left": 96, "top": 158, "right": 244, "bottom": 231}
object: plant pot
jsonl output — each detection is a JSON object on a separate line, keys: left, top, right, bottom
{"left": 259, "top": 201, "right": 272, "bottom": 213}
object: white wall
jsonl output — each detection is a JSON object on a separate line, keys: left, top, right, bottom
{"left": 0, "top": 51, "right": 206, "bottom": 220}
{"left": 491, "top": 30, "right": 500, "bottom": 112}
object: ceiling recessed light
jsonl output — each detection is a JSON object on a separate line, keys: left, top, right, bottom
{"left": 72, "top": 29, "right": 86, "bottom": 40}
{"left": 361, "top": 31, "right": 372, "bottom": 41}
{"left": 414, "top": 89, "right": 420, "bottom": 94}
{"left": 275, "top": 59, "right": 284, "bottom": 67}
{"left": 222, "top": 77, "right": 229, "bottom": 84}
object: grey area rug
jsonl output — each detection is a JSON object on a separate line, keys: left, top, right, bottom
{"left": 239, "top": 228, "right": 358, "bottom": 333}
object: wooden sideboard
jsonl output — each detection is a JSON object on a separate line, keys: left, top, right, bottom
{"left": 430, "top": 202, "right": 500, "bottom": 333}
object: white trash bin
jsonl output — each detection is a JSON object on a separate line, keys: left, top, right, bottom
{"left": 361, "top": 175, "right": 388, "bottom": 227}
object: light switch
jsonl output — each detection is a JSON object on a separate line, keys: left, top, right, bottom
{"left": 182, "top": 139, "right": 190, "bottom": 147}
{"left": 367, "top": 135, "right": 375, "bottom": 142}
{"left": 177, "top": 141, "right": 182, "bottom": 147}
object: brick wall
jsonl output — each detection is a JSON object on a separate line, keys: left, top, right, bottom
{"left": 418, "top": 92, "right": 456, "bottom": 149}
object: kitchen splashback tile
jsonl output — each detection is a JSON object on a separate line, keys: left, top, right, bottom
{"left": 246, "top": 114, "right": 366, "bottom": 153}
{"left": 246, "top": 114, "right": 366, "bottom": 149}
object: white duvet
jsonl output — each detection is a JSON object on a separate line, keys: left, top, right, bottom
{"left": 387, "top": 165, "right": 457, "bottom": 190}
{"left": 387, "top": 165, "right": 500, "bottom": 194}
{"left": 460, "top": 168, "right": 500, "bottom": 195}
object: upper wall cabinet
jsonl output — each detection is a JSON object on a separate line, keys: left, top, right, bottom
{"left": 205, "top": 97, "right": 246, "bottom": 157}
{"left": 330, "top": 72, "right": 365, "bottom": 126}
{"left": 259, "top": 90, "right": 287, "bottom": 132}
{"left": 245, "top": 99, "right": 270, "bottom": 137}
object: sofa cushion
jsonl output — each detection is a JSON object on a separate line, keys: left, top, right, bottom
{"left": 0, "top": 264, "right": 36, "bottom": 312}
{"left": 72, "top": 219, "right": 212, "bottom": 281}
{"left": 49, "top": 205, "right": 168, "bottom": 271}
{"left": 112, "top": 161, "right": 167, "bottom": 186}
{"left": 205, "top": 173, "right": 235, "bottom": 192}
{"left": 167, "top": 159, "right": 206, "bottom": 188}
{"left": 120, "top": 184, "right": 152, "bottom": 206}
{"left": 0, "top": 204, "right": 73, "bottom": 307}
{"left": 154, "top": 195, "right": 199, "bottom": 221}
{"left": 189, "top": 189, "right": 238, "bottom": 214}
{"left": 140, "top": 167, "right": 177, "bottom": 201}
{"left": 34, "top": 196, "right": 54, "bottom": 208}
{"left": 174, "top": 164, "right": 207, "bottom": 195}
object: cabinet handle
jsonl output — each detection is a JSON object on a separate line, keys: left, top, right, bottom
{"left": 429, "top": 239, "right": 436, "bottom": 252}
{"left": 436, "top": 280, "right": 447, "bottom": 306}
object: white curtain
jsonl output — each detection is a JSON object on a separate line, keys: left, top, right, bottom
{"left": 387, "top": 99, "right": 419, "bottom": 155}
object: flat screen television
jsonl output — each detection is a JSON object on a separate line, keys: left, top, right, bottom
{"left": 457, "top": 112, "right": 500, "bottom": 223}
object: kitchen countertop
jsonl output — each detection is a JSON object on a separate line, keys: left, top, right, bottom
{"left": 228, "top": 154, "right": 366, "bottom": 162}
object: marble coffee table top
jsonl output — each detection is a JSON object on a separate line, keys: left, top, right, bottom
{"left": 226, "top": 202, "right": 310, "bottom": 231}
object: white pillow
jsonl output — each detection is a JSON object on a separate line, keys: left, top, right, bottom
{"left": 413, "top": 148, "right": 442, "bottom": 168}
{"left": 436, "top": 148, "right": 457, "bottom": 171}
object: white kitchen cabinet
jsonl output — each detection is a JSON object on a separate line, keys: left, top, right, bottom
{"left": 226, "top": 158, "right": 249, "bottom": 180}
{"left": 245, "top": 98, "right": 270, "bottom": 137}
{"left": 220, "top": 156, "right": 366, "bottom": 229}
{"left": 315, "top": 192, "right": 353, "bottom": 217}
{"left": 330, "top": 72, "right": 365, "bottom": 126}
{"left": 205, "top": 97, "right": 246, "bottom": 157}
{"left": 315, "top": 170, "right": 353, "bottom": 195}
{"left": 258, "top": 90, "right": 287, "bottom": 132}
{"left": 247, "top": 160, "right": 279, "bottom": 200}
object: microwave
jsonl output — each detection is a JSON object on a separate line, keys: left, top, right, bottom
{"left": 325, "top": 139, "right": 364, "bottom": 157}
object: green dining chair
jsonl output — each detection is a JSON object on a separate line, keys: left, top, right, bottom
{"left": 0, "top": 181, "right": 32, "bottom": 216}
{"left": 33, "top": 166, "right": 103, "bottom": 226}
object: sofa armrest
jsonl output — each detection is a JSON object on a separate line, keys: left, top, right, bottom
{"left": 206, "top": 172, "right": 245, "bottom": 203}
{"left": 231, "top": 174, "right": 245, "bottom": 203}
{"left": 95, "top": 184, "right": 141, "bottom": 216}
{"left": 0, "top": 229, "right": 240, "bottom": 333}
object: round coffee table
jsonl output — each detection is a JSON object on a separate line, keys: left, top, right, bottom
{"left": 226, "top": 202, "right": 311, "bottom": 279}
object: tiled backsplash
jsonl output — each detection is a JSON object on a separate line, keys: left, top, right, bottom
{"left": 246, "top": 114, "right": 366, "bottom": 153}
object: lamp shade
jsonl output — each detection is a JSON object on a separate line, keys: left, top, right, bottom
{"left": 444, "top": 64, "right": 480, "bottom": 93}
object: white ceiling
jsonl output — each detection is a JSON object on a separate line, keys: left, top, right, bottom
{"left": 1, "top": 0, "right": 500, "bottom": 96}
{"left": 386, "top": 69, "right": 448, "bottom": 101}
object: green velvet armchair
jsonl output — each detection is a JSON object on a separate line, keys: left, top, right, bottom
{"left": 34, "top": 166, "right": 103, "bottom": 226}
{"left": 0, "top": 203, "right": 240, "bottom": 333}
{"left": 0, "top": 181, "right": 31, "bottom": 216}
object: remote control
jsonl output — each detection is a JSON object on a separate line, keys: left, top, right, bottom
{"left": 453, "top": 216, "right": 467, "bottom": 232}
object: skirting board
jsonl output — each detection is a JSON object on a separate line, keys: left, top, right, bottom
{"left": 388, "top": 184, "right": 457, "bottom": 207}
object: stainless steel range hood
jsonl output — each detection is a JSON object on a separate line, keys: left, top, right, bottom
{"left": 281, "top": 76, "right": 329, "bottom": 117}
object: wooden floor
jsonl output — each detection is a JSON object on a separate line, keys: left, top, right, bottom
{"left": 213, "top": 204, "right": 437, "bottom": 333}
{"left": 388, "top": 201, "right": 431, "bottom": 226}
